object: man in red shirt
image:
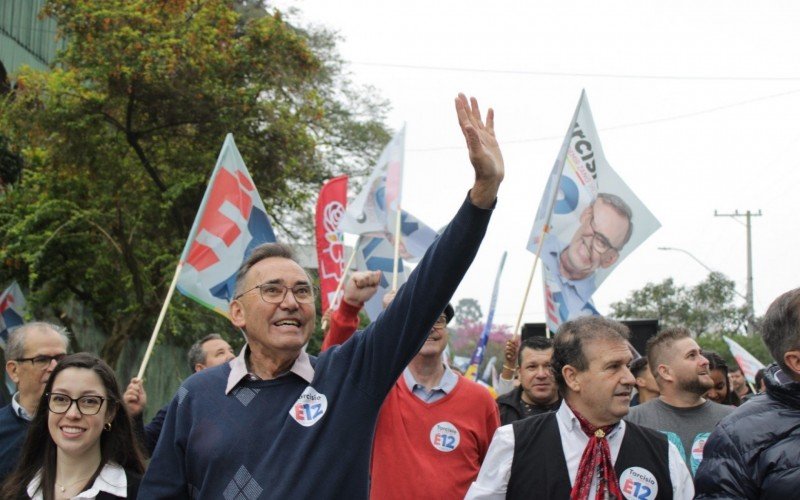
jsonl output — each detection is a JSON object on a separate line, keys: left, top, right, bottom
{"left": 325, "top": 272, "right": 500, "bottom": 499}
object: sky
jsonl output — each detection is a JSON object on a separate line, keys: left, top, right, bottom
{"left": 274, "top": 0, "right": 800, "bottom": 329}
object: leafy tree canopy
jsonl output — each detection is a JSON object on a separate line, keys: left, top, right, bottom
{"left": 609, "top": 272, "right": 750, "bottom": 338}
{"left": 455, "top": 297, "right": 483, "bottom": 326}
{"left": 0, "top": 0, "right": 390, "bottom": 366}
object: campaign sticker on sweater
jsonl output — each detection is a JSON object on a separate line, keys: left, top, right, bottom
{"left": 619, "top": 467, "right": 658, "bottom": 500}
{"left": 429, "top": 421, "right": 460, "bottom": 452}
{"left": 289, "top": 386, "right": 328, "bottom": 427}
{"left": 690, "top": 432, "right": 710, "bottom": 475}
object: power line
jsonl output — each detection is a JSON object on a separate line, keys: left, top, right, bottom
{"left": 408, "top": 88, "right": 800, "bottom": 152}
{"left": 350, "top": 60, "right": 800, "bottom": 82}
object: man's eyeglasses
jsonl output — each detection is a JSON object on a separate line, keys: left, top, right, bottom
{"left": 588, "top": 215, "right": 620, "bottom": 256}
{"left": 234, "top": 283, "right": 316, "bottom": 304}
{"left": 45, "top": 392, "right": 107, "bottom": 416}
{"left": 432, "top": 315, "right": 448, "bottom": 330}
{"left": 15, "top": 354, "right": 66, "bottom": 369}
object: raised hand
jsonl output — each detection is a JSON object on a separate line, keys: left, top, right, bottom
{"left": 455, "top": 93, "right": 504, "bottom": 208}
{"left": 343, "top": 270, "right": 382, "bottom": 307}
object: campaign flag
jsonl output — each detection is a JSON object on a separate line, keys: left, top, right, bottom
{"left": 339, "top": 126, "right": 406, "bottom": 236}
{"left": 176, "top": 134, "right": 276, "bottom": 317}
{"left": 0, "top": 281, "right": 26, "bottom": 349}
{"left": 354, "top": 234, "right": 407, "bottom": 321}
{"left": 528, "top": 90, "right": 660, "bottom": 332}
{"left": 465, "top": 252, "right": 507, "bottom": 381}
{"left": 315, "top": 176, "right": 348, "bottom": 312}
{"left": 723, "top": 335, "right": 765, "bottom": 385}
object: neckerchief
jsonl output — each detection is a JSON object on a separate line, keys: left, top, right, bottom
{"left": 568, "top": 403, "right": 623, "bottom": 500}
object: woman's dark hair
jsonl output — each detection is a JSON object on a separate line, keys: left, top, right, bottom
{"left": 702, "top": 350, "right": 741, "bottom": 406}
{"left": 0, "top": 353, "right": 145, "bottom": 499}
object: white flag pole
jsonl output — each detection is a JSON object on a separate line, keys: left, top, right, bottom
{"left": 137, "top": 262, "right": 183, "bottom": 379}
{"left": 391, "top": 204, "right": 403, "bottom": 292}
{"left": 321, "top": 250, "right": 357, "bottom": 331}
{"left": 513, "top": 236, "right": 547, "bottom": 339}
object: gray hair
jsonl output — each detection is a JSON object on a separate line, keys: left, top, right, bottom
{"left": 761, "top": 288, "right": 800, "bottom": 372}
{"left": 551, "top": 316, "right": 630, "bottom": 394}
{"left": 233, "top": 243, "right": 298, "bottom": 299}
{"left": 186, "top": 333, "right": 223, "bottom": 372}
{"left": 594, "top": 192, "right": 634, "bottom": 247}
{"left": 5, "top": 322, "right": 70, "bottom": 360}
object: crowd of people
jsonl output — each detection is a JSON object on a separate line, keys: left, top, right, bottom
{"left": 0, "top": 94, "right": 798, "bottom": 499}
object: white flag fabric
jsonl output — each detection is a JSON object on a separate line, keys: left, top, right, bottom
{"left": 339, "top": 126, "right": 406, "bottom": 236}
{"left": 529, "top": 90, "right": 660, "bottom": 331}
{"left": 176, "top": 134, "right": 276, "bottom": 317}
{"left": 354, "top": 235, "right": 407, "bottom": 321}
{"left": 723, "top": 335, "right": 766, "bottom": 384}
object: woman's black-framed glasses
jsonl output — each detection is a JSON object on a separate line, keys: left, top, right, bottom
{"left": 45, "top": 392, "right": 107, "bottom": 416}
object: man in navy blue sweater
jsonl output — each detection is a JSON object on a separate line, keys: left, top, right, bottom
{"left": 139, "top": 93, "right": 505, "bottom": 499}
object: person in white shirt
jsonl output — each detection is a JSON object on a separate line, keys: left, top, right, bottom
{"left": 1, "top": 353, "right": 144, "bottom": 499}
{"left": 466, "top": 316, "right": 693, "bottom": 500}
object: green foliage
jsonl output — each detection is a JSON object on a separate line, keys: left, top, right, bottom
{"left": 0, "top": 0, "right": 390, "bottom": 372}
{"left": 610, "top": 272, "right": 750, "bottom": 337}
{"left": 455, "top": 297, "right": 483, "bottom": 326}
{"left": 698, "top": 334, "right": 773, "bottom": 367}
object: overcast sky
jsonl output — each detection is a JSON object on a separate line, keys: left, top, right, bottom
{"left": 275, "top": 0, "right": 800, "bottom": 328}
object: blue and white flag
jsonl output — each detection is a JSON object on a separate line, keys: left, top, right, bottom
{"left": 0, "top": 281, "right": 27, "bottom": 348}
{"left": 529, "top": 91, "right": 660, "bottom": 332}
{"left": 339, "top": 126, "right": 406, "bottom": 236}
{"left": 466, "top": 252, "right": 507, "bottom": 381}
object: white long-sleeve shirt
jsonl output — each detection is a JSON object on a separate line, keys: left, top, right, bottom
{"left": 465, "top": 401, "right": 694, "bottom": 499}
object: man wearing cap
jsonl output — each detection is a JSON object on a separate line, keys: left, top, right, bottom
{"left": 325, "top": 274, "right": 500, "bottom": 499}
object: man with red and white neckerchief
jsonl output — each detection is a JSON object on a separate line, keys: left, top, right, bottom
{"left": 466, "top": 316, "right": 693, "bottom": 500}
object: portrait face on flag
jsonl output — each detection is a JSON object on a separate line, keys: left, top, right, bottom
{"left": 529, "top": 91, "right": 660, "bottom": 329}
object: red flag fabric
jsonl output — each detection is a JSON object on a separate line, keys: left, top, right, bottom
{"left": 315, "top": 176, "right": 348, "bottom": 312}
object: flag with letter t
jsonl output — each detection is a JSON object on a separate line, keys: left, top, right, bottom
{"left": 177, "top": 134, "right": 276, "bottom": 317}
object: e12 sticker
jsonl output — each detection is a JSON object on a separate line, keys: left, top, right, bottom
{"left": 619, "top": 467, "right": 658, "bottom": 500}
{"left": 289, "top": 386, "right": 328, "bottom": 427}
{"left": 430, "top": 421, "right": 460, "bottom": 452}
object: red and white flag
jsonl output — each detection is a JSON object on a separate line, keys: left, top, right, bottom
{"left": 723, "top": 335, "right": 765, "bottom": 384}
{"left": 176, "top": 134, "right": 276, "bottom": 317}
{"left": 315, "top": 176, "right": 348, "bottom": 312}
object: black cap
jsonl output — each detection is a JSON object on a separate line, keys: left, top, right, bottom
{"left": 443, "top": 303, "right": 455, "bottom": 324}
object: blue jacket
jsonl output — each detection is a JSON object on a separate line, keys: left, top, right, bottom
{"left": 0, "top": 403, "right": 28, "bottom": 483}
{"left": 695, "top": 363, "right": 800, "bottom": 499}
{"left": 139, "top": 195, "right": 494, "bottom": 499}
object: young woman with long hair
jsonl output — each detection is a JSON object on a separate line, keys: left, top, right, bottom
{"left": 1, "top": 353, "right": 145, "bottom": 499}
{"left": 703, "top": 350, "right": 742, "bottom": 406}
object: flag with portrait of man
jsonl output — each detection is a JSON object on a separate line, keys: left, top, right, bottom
{"left": 528, "top": 90, "right": 661, "bottom": 331}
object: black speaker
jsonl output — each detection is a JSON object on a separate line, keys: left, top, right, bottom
{"left": 521, "top": 319, "right": 659, "bottom": 357}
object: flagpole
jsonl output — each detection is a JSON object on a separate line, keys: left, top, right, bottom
{"left": 321, "top": 250, "right": 357, "bottom": 331}
{"left": 512, "top": 239, "right": 546, "bottom": 338}
{"left": 391, "top": 204, "right": 403, "bottom": 292}
{"left": 137, "top": 262, "right": 183, "bottom": 379}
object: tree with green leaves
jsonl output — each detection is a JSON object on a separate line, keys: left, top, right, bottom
{"left": 610, "top": 272, "right": 750, "bottom": 337}
{"left": 0, "top": 0, "right": 390, "bottom": 367}
{"left": 455, "top": 297, "right": 483, "bottom": 326}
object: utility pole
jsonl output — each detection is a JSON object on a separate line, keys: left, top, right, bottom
{"left": 714, "top": 209, "right": 762, "bottom": 334}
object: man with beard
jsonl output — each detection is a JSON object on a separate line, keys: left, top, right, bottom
{"left": 496, "top": 336, "right": 560, "bottom": 424}
{"left": 626, "top": 327, "right": 733, "bottom": 476}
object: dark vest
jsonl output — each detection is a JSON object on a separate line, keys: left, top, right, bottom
{"left": 507, "top": 412, "right": 673, "bottom": 500}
